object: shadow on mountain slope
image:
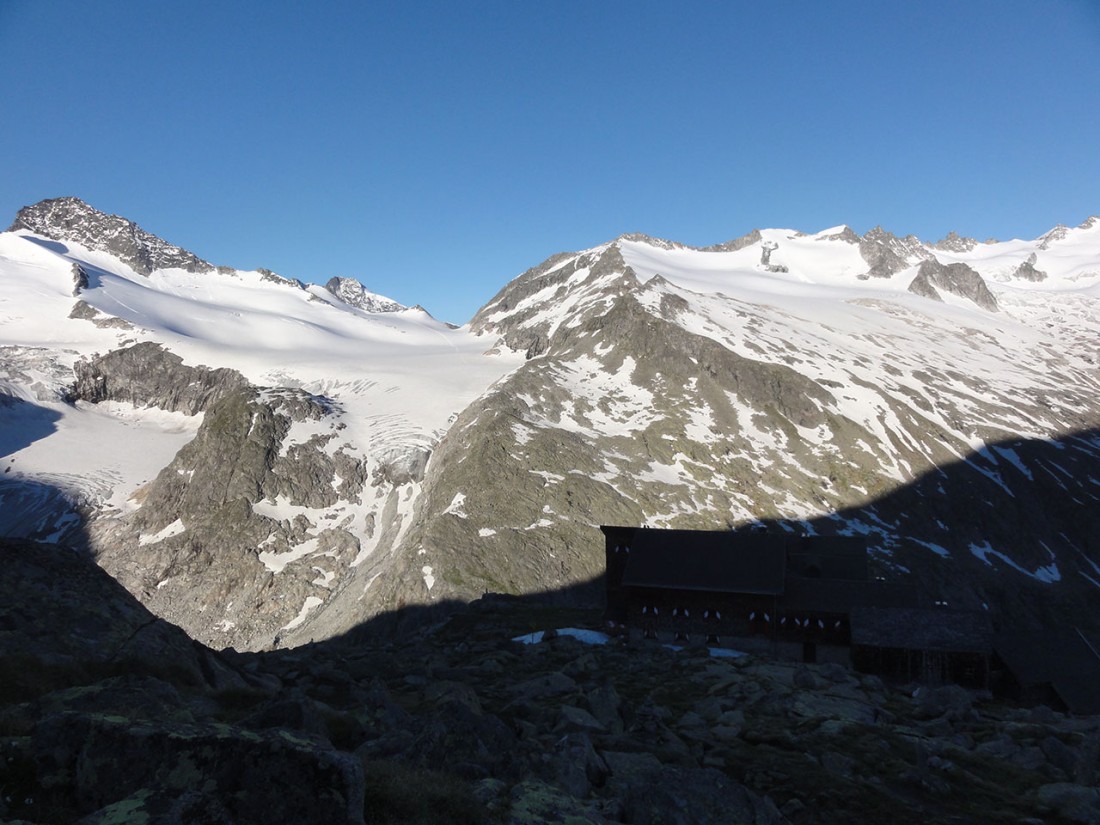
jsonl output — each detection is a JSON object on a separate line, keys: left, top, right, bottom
{"left": 0, "top": 394, "right": 61, "bottom": 458}
{"left": 20, "top": 235, "right": 70, "bottom": 256}
{"left": 0, "top": 395, "right": 84, "bottom": 546}
{"left": 2, "top": 427, "right": 1100, "bottom": 824}
{"left": 738, "top": 425, "right": 1100, "bottom": 637}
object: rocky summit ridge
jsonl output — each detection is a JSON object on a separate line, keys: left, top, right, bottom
{"left": 0, "top": 199, "right": 1099, "bottom": 655}
{"left": 9, "top": 197, "right": 217, "bottom": 277}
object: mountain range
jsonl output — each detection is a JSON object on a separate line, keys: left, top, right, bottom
{"left": 1, "top": 197, "right": 1098, "bottom": 650}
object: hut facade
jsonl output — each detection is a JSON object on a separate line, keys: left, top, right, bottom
{"left": 602, "top": 525, "right": 919, "bottom": 663}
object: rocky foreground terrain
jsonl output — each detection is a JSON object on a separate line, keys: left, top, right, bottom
{"left": 3, "top": 537, "right": 1099, "bottom": 825}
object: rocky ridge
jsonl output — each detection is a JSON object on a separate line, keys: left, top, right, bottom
{"left": 906, "top": 258, "right": 1000, "bottom": 311}
{"left": 324, "top": 276, "right": 407, "bottom": 313}
{"left": 9, "top": 197, "right": 216, "bottom": 277}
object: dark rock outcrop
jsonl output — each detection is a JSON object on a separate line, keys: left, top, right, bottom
{"left": 933, "top": 231, "right": 979, "bottom": 253}
{"left": 68, "top": 299, "right": 134, "bottom": 328}
{"left": 703, "top": 228, "right": 763, "bottom": 252}
{"left": 0, "top": 537, "right": 235, "bottom": 697}
{"left": 69, "top": 342, "right": 249, "bottom": 415}
{"left": 324, "top": 277, "right": 406, "bottom": 312}
{"left": 760, "top": 241, "right": 789, "bottom": 273}
{"left": 859, "top": 226, "right": 931, "bottom": 279}
{"left": 0, "top": 538, "right": 365, "bottom": 824}
{"left": 907, "top": 259, "right": 999, "bottom": 311}
{"left": 71, "top": 262, "right": 89, "bottom": 296}
{"left": 1013, "top": 253, "right": 1048, "bottom": 282}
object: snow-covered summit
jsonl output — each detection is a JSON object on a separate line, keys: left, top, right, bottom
{"left": 595, "top": 218, "right": 1100, "bottom": 296}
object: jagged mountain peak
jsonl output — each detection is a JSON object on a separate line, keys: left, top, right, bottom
{"left": 612, "top": 233, "right": 686, "bottom": 251}
{"left": 10, "top": 197, "right": 215, "bottom": 277}
{"left": 1036, "top": 216, "right": 1100, "bottom": 249}
{"left": 323, "top": 276, "right": 406, "bottom": 313}
{"left": 932, "top": 230, "right": 979, "bottom": 253}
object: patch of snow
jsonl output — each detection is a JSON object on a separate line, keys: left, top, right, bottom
{"left": 311, "top": 566, "right": 336, "bottom": 588}
{"left": 708, "top": 647, "right": 747, "bottom": 659}
{"left": 258, "top": 537, "right": 320, "bottom": 574}
{"left": 992, "top": 446, "right": 1034, "bottom": 480}
{"left": 511, "top": 628, "right": 611, "bottom": 645}
{"left": 969, "top": 541, "right": 1061, "bottom": 583}
{"left": 281, "top": 596, "right": 324, "bottom": 631}
{"left": 910, "top": 539, "right": 950, "bottom": 558}
{"left": 444, "top": 493, "right": 467, "bottom": 518}
{"left": 138, "top": 518, "right": 185, "bottom": 546}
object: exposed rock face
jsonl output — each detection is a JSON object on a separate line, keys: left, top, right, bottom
{"left": 1038, "top": 224, "right": 1070, "bottom": 250}
{"left": 907, "top": 259, "right": 999, "bottom": 311}
{"left": 760, "top": 241, "right": 789, "bottom": 273}
{"left": 257, "top": 267, "right": 305, "bottom": 289}
{"left": 324, "top": 276, "right": 406, "bottom": 312}
{"left": 9, "top": 197, "right": 215, "bottom": 275}
{"left": 1013, "top": 253, "right": 1048, "bottom": 282}
{"left": 70, "top": 262, "right": 88, "bottom": 295}
{"left": 933, "top": 230, "right": 979, "bottom": 252}
{"left": 87, "top": 381, "right": 380, "bottom": 650}
{"left": 859, "top": 226, "right": 932, "bottom": 278}
{"left": 70, "top": 341, "right": 250, "bottom": 415}
{"left": 615, "top": 232, "right": 685, "bottom": 251}
{"left": 470, "top": 246, "right": 636, "bottom": 359}
{"left": 703, "top": 228, "right": 763, "bottom": 252}
{"left": 816, "top": 225, "right": 862, "bottom": 244}
{"left": 68, "top": 299, "right": 134, "bottom": 328}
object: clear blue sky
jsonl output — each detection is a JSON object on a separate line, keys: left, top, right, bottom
{"left": 2, "top": 1, "right": 1098, "bottom": 323}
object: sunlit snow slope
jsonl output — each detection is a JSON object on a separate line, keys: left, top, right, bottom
{"left": 0, "top": 228, "right": 521, "bottom": 504}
